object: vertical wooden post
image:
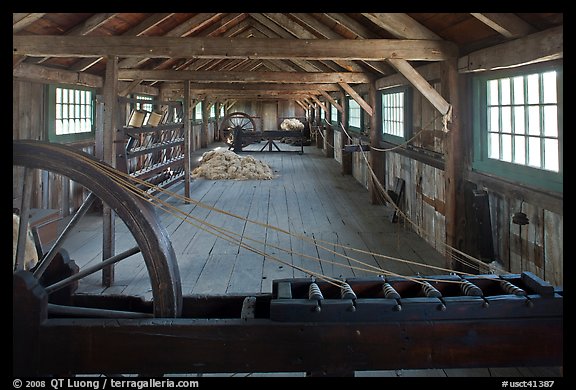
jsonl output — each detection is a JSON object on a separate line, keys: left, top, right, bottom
{"left": 442, "top": 58, "right": 465, "bottom": 270}
{"left": 325, "top": 103, "right": 334, "bottom": 158}
{"left": 369, "top": 80, "right": 385, "bottom": 205}
{"left": 183, "top": 80, "right": 191, "bottom": 203}
{"left": 102, "top": 55, "right": 118, "bottom": 287}
{"left": 340, "top": 90, "right": 352, "bottom": 175}
{"left": 201, "top": 97, "right": 209, "bottom": 149}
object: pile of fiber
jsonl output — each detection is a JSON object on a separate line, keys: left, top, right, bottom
{"left": 191, "top": 150, "right": 273, "bottom": 180}
{"left": 280, "top": 118, "right": 304, "bottom": 131}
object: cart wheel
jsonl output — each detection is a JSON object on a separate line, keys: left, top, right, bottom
{"left": 219, "top": 112, "right": 257, "bottom": 148}
{"left": 13, "top": 140, "right": 182, "bottom": 318}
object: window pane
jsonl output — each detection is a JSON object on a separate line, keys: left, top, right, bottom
{"left": 501, "top": 134, "right": 512, "bottom": 162}
{"left": 543, "top": 106, "right": 558, "bottom": 137}
{"left": 544, "top": 138, "right": 559, "bottom": 172}
{"left": 528, "top": 137, "right": 541, "bottom": 168}
{"left": 514, "top": 136, "right": 526, "bottom": 165}
{"left": 542, "top": 71, "right": 557, "bottom": 104}
{"left": 513, "top": 76, "right": 525, "bottom": 105}
{"left": 488, "top": 79, "right": 499, "bottom": 105}
{"left": 527, "top": 74, "right": 540, "bottom": 104}
{"left": 382, "top": 90, "right": 405, "bottom": 139}
{"left": 62, "top": 119, "right": 69, "bottom": 135}
{"left": 514, "top": 107, "right": 525, "bottom": 134}
{"left": 56, "top": 120, "right": 62, "bottom": 135}
{"left": 489, "top": 133, "right": 500, "bottom": 159}
{"left": 489, "top": 107, "right": 500, "bottom": 132}
{"left": 501, "top": 78, "right": 511, "bottom": 105}
{"left": 528, "top": 106, "right": 540, "bottom": 135}
{"left": 501, "top": 106, "right": 512, "bottom": 133}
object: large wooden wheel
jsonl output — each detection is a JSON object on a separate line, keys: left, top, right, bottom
{"left": 219, "top": 111, "right": 257, "bottom": 148}
{"left": 13, "top": 140, "right": 182, "bottom": 318}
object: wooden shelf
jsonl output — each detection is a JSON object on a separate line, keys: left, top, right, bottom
{"left": 115, "top": 98, "right": 188, "bottom": 195}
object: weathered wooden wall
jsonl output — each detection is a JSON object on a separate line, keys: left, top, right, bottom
{"left": 475, "top": 189, "right": 563, "bottom": 286}
{"left": 333, "top": 129, "right": 343, "bottom": 164}
{"left": 386, "top": 152, "right": 446, "bottom": 255}
{"left": 320, "top": 61, "right": 562, "bottom": 286}
{"left": 13, "top": 79, "right": 45, "bottom": 211}
{"left": 350, "top": 134, "right": 370, "bottom": 190}
{"left": 13, "top": 80, "right": 96, "bottom": 216}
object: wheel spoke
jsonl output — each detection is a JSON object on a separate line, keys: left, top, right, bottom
{"left": 44, "top": 246, "right": 141, "bottom": 294}
{"left": 14, "top": 140, "right": 182, "bottom": 317}
{"left": 33, "top": 192, "right": 97, "bottom": 279}
{"left": 47, "top": 303, "right": 152, "bottom": 318}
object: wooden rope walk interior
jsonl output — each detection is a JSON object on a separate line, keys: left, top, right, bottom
{"left": 36, "top": 141, "right": 499, "bottom": 296}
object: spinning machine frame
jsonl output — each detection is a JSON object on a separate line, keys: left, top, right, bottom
{"left": 219, "top": 112, "right": 305, "bottom": 154}
{"left": 13, "top": 140, "right": 563, "bottom": 377}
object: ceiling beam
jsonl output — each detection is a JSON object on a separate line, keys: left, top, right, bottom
{"left": 263, "top": 13, "right": 365, "bottom": 73}
{"left": 13, "top": 62, "right": 159, "bottom": 95}
{"left": 186, "top": 82, "right": 340, "bottom": 92}
{"left": 66, "top": 13, "right": 118, "bottom": 36}
{"left": 458, "top": 25, "right": 562, "bottom": 73}
{"left": 310, "top": 95, "right": 328, "bottom": 114}
{"left": 117, "top": 13, "right": 223, "bottom": 69}
{"left": 367, "top": 13, "right": 451, "bottom": 118}
{"left": 13, "top": 36, "right": 458, "bottom": 61}
{"left": 319, "top": 90, "right": 343, "bottom": 113}
{"left": 118, "top": 69, "right": 372, "bottom": 83}
{"left": 361, "top": 13, "right": 442, "bottom": 40}
{"left": 321, "top": 13, "right": 397, "bottom": 77}
{"left": 338, "top": 82, "right": 373, "bottom": 117}
{"left": 69, "top": 13, "right": 176, "bottom": 72}
{"left": 470, "top": 13, "right": 537, "bottom": 39}
{"left": 387, "top": 58, "right": 450, "bottom": 116}
{"left": 28, "top": 13, "right": 119, "bottom": 66}
{"left": 247, "top": 14, "right": 326, "bottom": 72}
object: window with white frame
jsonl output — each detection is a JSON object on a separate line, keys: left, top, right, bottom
{"left": 194, "top": 102, "right": 202, "bottom": 122}
{"left": 473, "top": 65, "right": 562, "bottom": 192}
{"left": 381, "top": 86, "right": 411, "bottom": 143}
{"left": 348, "top": 97, "right": 361, "bottom": 131}
{"left": 330, "top": 102, "right": 338, "bottom": 124}
{"left": 48, "top": 85, "right": 95, "bottom": 143}
{"left": 209, "top": 104, "right": 215, "bottom": 119}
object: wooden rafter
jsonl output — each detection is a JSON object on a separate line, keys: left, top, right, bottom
{"left": 338, "top": 82, "right": 373, "bottom": 117}
{"left": 310, "top": 95, "right": 328, "bottom": 114}
{"left": 471, "top": 13, "right": 537, "bottom": 39}
{"left": 117, "top": 13, "right": 223, "bottom": 69}
{"left": 13, "top": 13, "right": 46, "bottom": 32}
{"left": 319, "top": 90, "right": 343, "bottom": 113}
{"left": 361, "top": 13, "right": 442, "bottom": 40}
{"left": 364, "top": 13, "right": 451, "bottom": 119}
{"left": 69, "top": 13, "right": 176, "bottom": 72}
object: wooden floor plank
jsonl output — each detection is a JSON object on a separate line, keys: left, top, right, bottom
{"left": 55, "top": 143, "right": 561, "bottom": 377}
{"left": 191, "top": 253, "right": 237, "bottom": 295}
